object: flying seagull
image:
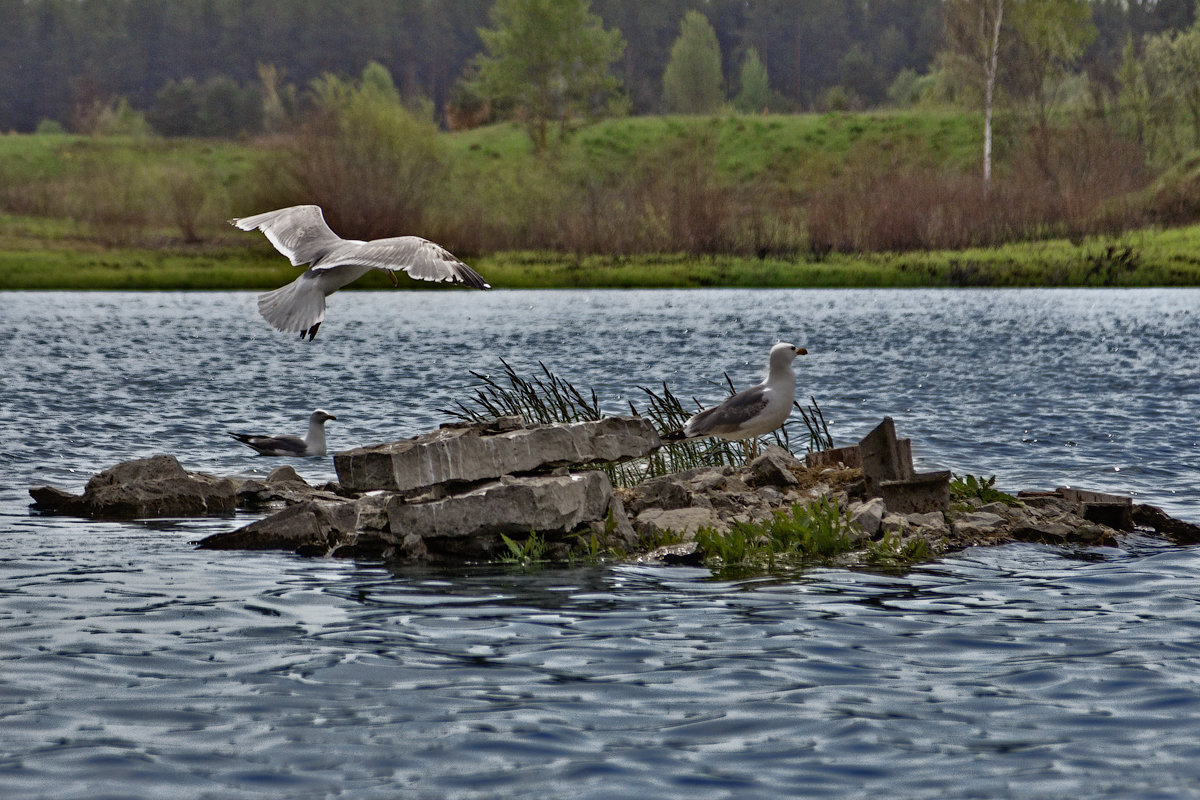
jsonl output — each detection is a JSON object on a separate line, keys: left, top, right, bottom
{"left": 230, "top": 204, "right": 490, "bottom": 340}
{"left": 666, "top": 343, "right": 807, "bottom": 452}
{"left": 228, "top": 409, "right": 337, "bottom": 457}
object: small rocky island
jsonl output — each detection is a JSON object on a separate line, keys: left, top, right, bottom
{"left": 29, "top": 416, "right": 1200, "bottom": 568}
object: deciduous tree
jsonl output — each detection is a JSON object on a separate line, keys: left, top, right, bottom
{"left": 944, "top": 0, "right": 1006, "bottom": 189}
{"left": 734, "top": 47, "right": 772, "bottom": 113}
{"left": 469, "top": 0, "right": 624, "bottom": 151}
{"left": 662, "top": 10, "right": 724, "bottom": 114}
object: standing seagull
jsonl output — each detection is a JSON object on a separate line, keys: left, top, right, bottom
{"left": 667, "top": 343, "right": 807, "bottom": 453}
{"left": 229, "top": 409, "right": 337, "bottom": 457}
{"left": 230, "top": 204, "right": 490, "bottom": 340}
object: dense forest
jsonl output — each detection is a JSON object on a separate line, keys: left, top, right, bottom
{"left": 1, "top": 0, "right": 1196, "bottom": 134}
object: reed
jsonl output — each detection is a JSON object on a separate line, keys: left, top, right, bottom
{"left": 441, "top": 359, "right": 835, "bottom": 488}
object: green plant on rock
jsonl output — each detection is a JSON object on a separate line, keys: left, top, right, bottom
{"left": 863, "top": 530, "right": 934, "bottom": 567}
{"left": 638, "top": 526, "right": 687, "bottom": 551}
{"left": 568, "top": 532, "right": 612, "bottom": 564}
{"left": 695, "top": 497, "right": 858, "bottom": 575}
{"left": 568, "top": 509, "right": 625, "bottom": 564}
{"left": 499, "top": 530, "right": 548, "bottom": 566}
{"left": 950, "top": 473, "right": 1017, "bottom": 506}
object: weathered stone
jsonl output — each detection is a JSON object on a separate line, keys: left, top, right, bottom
{"left": 880, "top": 471, "right": 951, "bottom": 514}
{"left": 1134, "top": 504, "right": 1200, "bottom": 544}
{"left": 745, "top": 445, "right": 801, "bottom": 488}
{"left": 952, "top": 511, "right": 1006, "bottom": 538}
{"left": 594, "top": 494, "right": 638, "bottom": 549}
{"left": 30, "top": 454, "right": 237, "bottom": 518}
{"left": 267, "top": 465, "right": 308, "bottom": 485}
{"left": 334, "top": 416, "right": 661, "bottom": 494}
{"left": 635, "top": 507, "right": 725, "bottom": 539}
{"left": 623, "top": 474, "right": 694, "bottom": 514}
{"left": 235, "top": 467, "right": 342, "bottom": 507}
{"left": 383, "top": 470, "right": 620, "bottom": 554}
{"left": 1016, "top": 491, "right": 1068, "bottom": 509}
{"left": 906, "top": 511, "right": 948, "bottom": 532}
{"left": 848, "top": 497, "right": 886, "bottom": 538}
{"left": 1010, "top": 521, "right": 1076, "bottom": 544}
{"left": 197, "top": 500, "right": 353, "bottom": 552}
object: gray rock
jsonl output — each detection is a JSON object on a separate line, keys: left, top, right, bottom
{"left": 30, "top": 454, "right": 237, "bottom": 518}
{"left": 952, "top": 511, "right": 1006, "bottom": 538}
{"left": 635, "top": 507, "right": 725, "bottom": 539}
{"left": 848, "top": 497, "right": 886, "bottom": 538}
{"left": 267, "top": 465, "right": 308, "bottom": 485}
{"left": 1134, "top": 504, "right": 1200, "bottom": 544}
{"left": 906, "top": 511, "right": 948, "bottom": 531}
{"left": 197, "top": 500, "right": 362, "bottom": 554}
{"left": 1010, "top": 521, "right": 1076, "bottom": 543}
{"left": 744, "top": 445, "right": 801, "bottom": 488}
{"left": 334, "top": 416, "right": 661, "bottom": 493}
{"left": 623, "top": 473, "right": 694, "bottom": 514}
{"left": 383, "top": 470, "right": 622, "bottom": 559}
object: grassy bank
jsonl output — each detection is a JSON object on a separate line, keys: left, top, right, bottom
{"left": 5, "top": 210, "right": 1200, "bottom": 289}
{"left": 1, "top": 111, "right": 1199, "bottom": 287}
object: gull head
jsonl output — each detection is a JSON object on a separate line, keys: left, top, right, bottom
{"left": 310, "top": 409, "right": 337, "bottom": 424}
{"left": 769, "top": 342, "right": 807, "bottom": 370}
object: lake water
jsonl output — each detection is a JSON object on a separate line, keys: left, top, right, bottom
{"left": 2, "top": 288, "right": 1200, "bottom": 798}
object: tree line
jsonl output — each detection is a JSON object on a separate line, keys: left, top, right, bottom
{"left": 3, "top": 0, "right": 1195, "bottom": 137}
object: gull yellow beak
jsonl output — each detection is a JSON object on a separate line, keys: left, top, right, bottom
{"left": 387, "top": 270, "right": 398, "bottom": 287}
{"left": 796, "top": 347, "right": 808, "bottom": 355}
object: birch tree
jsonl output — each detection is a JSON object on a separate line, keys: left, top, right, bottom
{"left": 944, "top": 0, "right": 1006, "bottom": 191}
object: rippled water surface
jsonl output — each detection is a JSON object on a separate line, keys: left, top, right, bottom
{"left": 3, "top": 288, "right": 1200, "bottom": 798}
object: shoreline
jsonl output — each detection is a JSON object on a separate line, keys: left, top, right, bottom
{"left": 4, "top": 221, "right": 1200, "bottom": 291}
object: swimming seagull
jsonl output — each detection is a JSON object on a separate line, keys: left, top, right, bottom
{"left": 230, "top": 204, "right": 490, "bottom": 340}
{"left": 666, "top": 343, "right": 807, "bottom": 454}
{"left": 228, "top": 409, "right": 337, "bottom": 457}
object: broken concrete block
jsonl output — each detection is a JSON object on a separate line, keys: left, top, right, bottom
{"left": 334, "top": 416, "right": 661, "bottom": 494}
{"left": 805, "top": 444, "right": 862, "bottom": 470}
{"left": 1059, "top": 487, "right": 1133, "bottom": 531}
{"left": 880, "top": 470, "right": 951, "bottom": 514}
{"left": 859, "top": 417, "right": 914, "bottom": 492}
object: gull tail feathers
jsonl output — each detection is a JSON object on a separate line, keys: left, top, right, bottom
{"left": 257, "top": 276, "right": 325, "bottom": 340}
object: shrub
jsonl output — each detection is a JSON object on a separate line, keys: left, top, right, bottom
{"left": 257, "top": 62, "right": 445, "bottom": 240}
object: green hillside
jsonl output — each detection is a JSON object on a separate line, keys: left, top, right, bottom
{"left": 2, "top": 111, "right": 1199, "bottom": 289}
